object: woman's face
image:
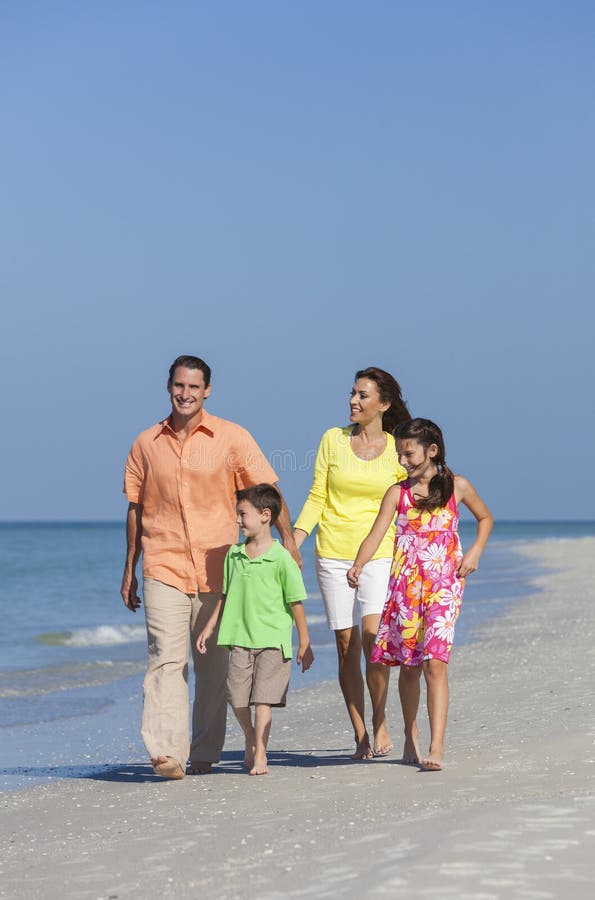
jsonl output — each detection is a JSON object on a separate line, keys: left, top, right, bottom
{"left": 349, "top": 378, "right": 388, "bottom": 427}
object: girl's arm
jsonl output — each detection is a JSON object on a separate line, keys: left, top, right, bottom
{"left": 346, "top": 484, "right": 401, "bottom": 587}
{"left": 290, "top": 601, "right": 314, "bottom": 672}
{"left": 454, "top": 475, "right": 493, "bottom": 578}
{"left": 196, "top": 595, "right": 225, "bottom": 653}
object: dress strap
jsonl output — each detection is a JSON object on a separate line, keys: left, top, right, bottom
{"left": 397, "top": 480, "right": 411, "bottom": 515}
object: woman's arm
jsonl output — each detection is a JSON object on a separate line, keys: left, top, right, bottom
{"left": 293, "top": 432, "right": 331, "bottom": 539}
{"left": 347, "top": 484, "right": 401, "bottom": 586}
{"left": 454, "top": 475, "right": 493, "bottom": 577}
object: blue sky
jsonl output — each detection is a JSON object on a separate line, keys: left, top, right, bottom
{"left": 1, "top": 1, "right": 593, "bottom": 521}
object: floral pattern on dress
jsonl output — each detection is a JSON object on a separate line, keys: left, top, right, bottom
{"left": 370, "top": 481, "right": 464, "bottom": 666}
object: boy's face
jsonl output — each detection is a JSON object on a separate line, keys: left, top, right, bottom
{"left": 236, "top": 500, "right": 269, "bottom": 538}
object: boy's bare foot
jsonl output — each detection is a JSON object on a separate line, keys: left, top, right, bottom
{"left": 352, "top": 737, "right": 374, "bottom": 760}
{"left": 401, "top": 731, "right": 421, "bottom": 765}
{"left": 249, "top": 751, "right": 268, "bottom": 775}
{"left": 188, "top": 761, "right": 212, "bottom": 775}
{"left": 151, "top": 755, "right": 185, "bottom": 779}
{"left": 373, "top": 723, "right": 393, "bottom": 757}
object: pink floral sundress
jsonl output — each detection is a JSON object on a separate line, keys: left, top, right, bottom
{"left": 370, "top": 481, "right": 464, "bottom": 666}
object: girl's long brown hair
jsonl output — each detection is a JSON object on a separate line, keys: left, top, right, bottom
{"left": 393, "top": 418, "right": 454, "bottom": 510}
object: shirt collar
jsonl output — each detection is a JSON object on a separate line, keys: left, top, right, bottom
{"left": 155, "top": 408, "right": 216, "bottom": 439}
{"left": 236, "top": 539, "right": 280, "bottom": 562}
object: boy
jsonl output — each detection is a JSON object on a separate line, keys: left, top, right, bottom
{"left": 197, "top": 484, "right": 314, "bottom": 776}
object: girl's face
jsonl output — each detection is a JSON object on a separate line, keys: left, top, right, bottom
{"left": 396, "top": 438, "right": 438, "bottom": 478}
{"left": 349, "top": 378, "right": 389, "bottom": 427}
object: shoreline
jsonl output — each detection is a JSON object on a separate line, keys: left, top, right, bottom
{"left": 2, "top": 537, "right": 595, "bottom": 898}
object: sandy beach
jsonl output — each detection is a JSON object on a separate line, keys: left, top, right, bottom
{"left": 2, "top": 537, "right": 594, "bottom": 899}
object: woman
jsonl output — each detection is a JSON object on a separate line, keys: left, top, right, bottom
{"left": 294, "top": 367, "right": 411, "bottom": 759}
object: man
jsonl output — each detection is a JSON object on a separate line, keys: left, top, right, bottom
{"left": 121, "top": 355, "right": 300, "bottom": 779}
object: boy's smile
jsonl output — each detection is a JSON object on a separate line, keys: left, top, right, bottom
{"left": 236, "top": 500, "right": 268, "bottom": 538}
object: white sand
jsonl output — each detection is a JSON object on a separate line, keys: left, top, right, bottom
{"left": 2, "top": 538, "right": 594, "bottom": 899}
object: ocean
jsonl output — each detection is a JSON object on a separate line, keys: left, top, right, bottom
{"left": 1, "top": 521, "right": 594, "bottom": 792}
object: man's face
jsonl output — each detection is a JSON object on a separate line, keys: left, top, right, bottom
{"left": 167, "top": 367, "right": 211, "bottom": 419}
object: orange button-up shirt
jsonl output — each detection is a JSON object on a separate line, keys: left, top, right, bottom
{"left": 123, "top": 410, "right": 278, "bottom": 593}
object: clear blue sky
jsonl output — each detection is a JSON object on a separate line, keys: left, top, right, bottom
{"left": 1, "top": 1, "right": 593, "bottom": 521}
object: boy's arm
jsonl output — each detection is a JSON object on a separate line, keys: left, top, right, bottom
{"left": 290, "top": 601, "right": 314, "bottom": 672}
{"left": 196, "top": 595, "right": 225, "bottom": 654}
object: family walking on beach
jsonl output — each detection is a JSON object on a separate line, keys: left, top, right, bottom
{"left": 121, "top": 355, "right": 492, "bottom": 779}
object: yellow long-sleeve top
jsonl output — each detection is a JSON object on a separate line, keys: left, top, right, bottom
{"left": 294, "top": 426, "right": 407, "bottom": 560}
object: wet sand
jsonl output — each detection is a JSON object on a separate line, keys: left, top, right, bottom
{"left": 2, "top": 538, "right": 594, "bottom": 899}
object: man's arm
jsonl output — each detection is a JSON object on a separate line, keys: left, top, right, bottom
{"left": 121, "top": 501, "right": 143, "bottom": 611}
{"left": 274, "top": 487, "right": 302, "bottom": 569}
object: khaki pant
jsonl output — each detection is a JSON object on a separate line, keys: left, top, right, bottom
{"left": 141, "top": 578, "right": 229, "bottom": 768}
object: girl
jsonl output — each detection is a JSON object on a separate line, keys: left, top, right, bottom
{"left": 347, "top": 418, "right": 493, "bottom": 771}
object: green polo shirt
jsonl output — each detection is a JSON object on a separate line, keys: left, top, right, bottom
{"left": 217, "top": 540, "right": 307, "bottom": 659}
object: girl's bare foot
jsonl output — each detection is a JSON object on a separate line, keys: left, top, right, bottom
{"left": 401, "top": 728, "right": 421, "bottom": 765}
{"left": 373, "top": 722, "right": 394, "bottom": 757}
{"left": 421, "top": 743, "right": 443, "bottom": 771}
{"left": 352, "top": 737, "right": 374, "bottom": 760}
{"left": 249, "top": 751, "right": 268, "bottom": 775}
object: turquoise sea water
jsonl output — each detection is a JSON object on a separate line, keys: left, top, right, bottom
{"left": 1, "top": 521, "right": 594, "bottom": 792}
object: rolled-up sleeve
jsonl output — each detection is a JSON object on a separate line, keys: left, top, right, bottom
{"left": 123, "top": 441, "right": 145, "bottom": 503}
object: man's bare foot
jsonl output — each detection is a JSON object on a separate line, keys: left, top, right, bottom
{"left": 249, "top": 751, "right": 268, "bottom": 775}
{"left": 188, "top": 760, "right": 212, "bottom": 775}
{"left": 352, "top": 737, "right": 374, "bottom": 760}
{"left": 401, "top": 731, "right": 421, "bottom": 765}
{"left": 151, "top": 756, "right": 185, "bottom": 779}
{"left": 373, "top": 723, "right": 393, "bottom": 757}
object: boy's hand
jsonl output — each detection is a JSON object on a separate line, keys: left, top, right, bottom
{"left": 296, "top": 642, "right": 314, "bottom": 672}
{"left": 196, "top": 627, "right": 213, "bottom": 655}
{"left": 346, "top": 564, "right": 361, "bottom": 588}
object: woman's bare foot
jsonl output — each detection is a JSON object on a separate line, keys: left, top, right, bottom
{"left": 401, "top": 729, "right": 421, "bottom": 765}
{"left": 249, "top": 751, "right": 268, "bottom": 775}
{"left": 243, "top": 741, "right": 256, "bottom": 770}
{"left": 373, "top": 722, "right": 394, "bottom": 757}
{"left": 151, "top": 755, "right": 185, "bottom": 779}
{"left": 352, "top": 736, "right": 374, "bottom": 760}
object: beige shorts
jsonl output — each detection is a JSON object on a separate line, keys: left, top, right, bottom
{"left": 227, "top": 647, "right": 291, "bottom": 708}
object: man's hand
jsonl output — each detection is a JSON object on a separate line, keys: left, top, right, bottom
{"left": 121, "top": 570, "right": 141, "bottom": 611}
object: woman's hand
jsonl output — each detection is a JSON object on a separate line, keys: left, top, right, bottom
{"left": 346, "top": 564, "right": 361, "bottom": 588}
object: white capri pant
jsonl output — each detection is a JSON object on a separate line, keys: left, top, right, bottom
{"left": 315, "top": 557, "right": 392, "bottom": 631}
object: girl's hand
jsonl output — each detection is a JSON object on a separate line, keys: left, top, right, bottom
{"left": 457, "top": 550, "right": 481, "bottom": 579}
{"left": 346, "top": 564, "right": 361, "bottom": 588}
{"left": 297, "top": 641, "right": 314, "bottom": 672}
